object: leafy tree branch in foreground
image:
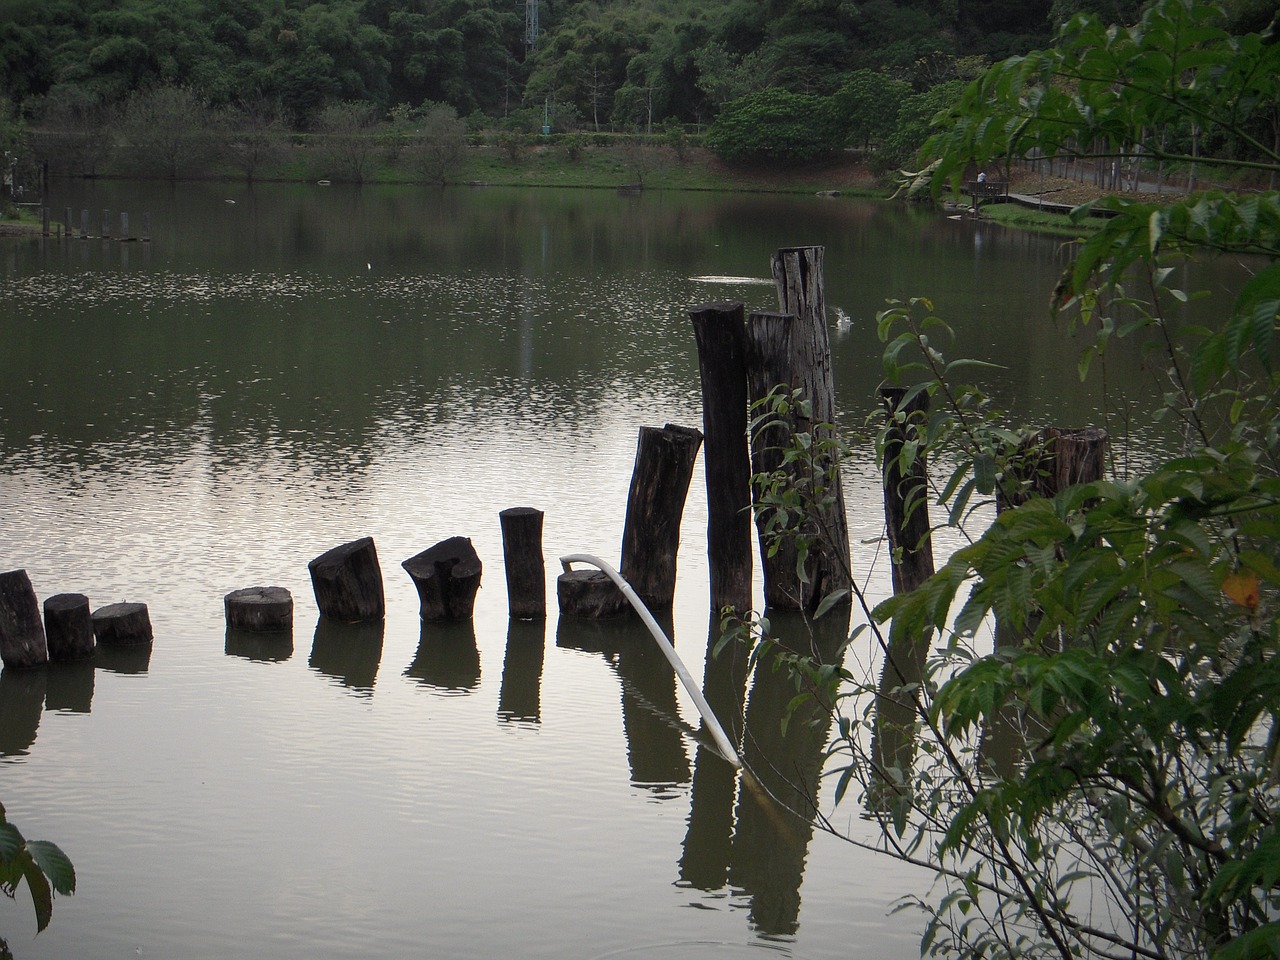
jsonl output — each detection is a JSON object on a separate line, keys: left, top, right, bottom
{"left": 725, "top": 3, "right": 1280, "bottom": 957}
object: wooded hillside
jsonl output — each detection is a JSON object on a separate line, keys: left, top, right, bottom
{"left": 0, "top": 0, "right": 1073, "bottom": 131}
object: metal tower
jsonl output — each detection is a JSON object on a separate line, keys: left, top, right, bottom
{"left": 525, "top": 0, "right": 539, "bottom": 45}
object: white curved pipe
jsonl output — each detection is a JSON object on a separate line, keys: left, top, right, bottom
{"left": 559, "top": 554, "right": 742, "bottom": 769}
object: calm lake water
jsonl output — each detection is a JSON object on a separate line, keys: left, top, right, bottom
{"left": 0, "top": 181, "right": 1202, "bottom": 959}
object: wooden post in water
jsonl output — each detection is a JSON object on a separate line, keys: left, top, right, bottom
{"left": 64, "top": 207, "right": 72, "bottom": 237}
{"left": 402, "top": 537, "right": 483, "bottom": 622}
{"left": 119, "top": 211, "right": 131, "bottom": 241}
{"left": 101, "top": 210, "right": 111, "bottom": 239}
{"left": 764, "top": 246, "right": 851, "bottom": 611}
{"left": 499, "top": 507, "right": 546, "bottom": 620}
{"left": 43, "top": 593, "right": 96, "bottom": 661}
{"left": 91, "top": 602, "right": 153, "bottom": 645}
{"left": 41, "top": 207, "right": 49, "bottom": 236}
{"left": 0, "top": 569, "right": 49, "bottom": 669}
{"left": 744, "top": 311, "right": 802, "bottom": 608}
{"left": 689, "top": 301, "right": 753, "bottom": 613}
{"left": 983, "top": 425, "right": 1109, "bottom": 773}
{"left": 879, "top": 388, "right": 936, "bottom": 596}
{"left": 309, "top": 536, "right": 385, "bottom": 622}
{"left": 870, "top": 387, "right": 936, "bottom": 804}
{"left": 224, "top": 586, "right": 293, "bottom": 633}
{"left": 556, "top": 569, "right": 629, "bottom": 618}
{"left": 619, "top": 423, "right": 704, "bottom": 613}
{"left": 79, "top": 209, "right": 89, "bottom": 239}
{"left": 141, "top": 212, "right": 151, "bottom": 242}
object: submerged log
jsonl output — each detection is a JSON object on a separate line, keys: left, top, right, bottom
{"left": 308, "top": 537, "right": 385, "bottom": 622}
{"left": 91, "top": 602, "right": 153, "bottom": 645}
{"left": 619, "top": 423, "right": 704, "bottom": 613}
{"left": 689, "top": 301, "right": 753, "bottom": 613}
{"left": 43, "top": 593, "right": 96, "bottom": 661}
{"left": 556, "top": 569, "right": 629, "bottom": 619}
{"left": 0, "top": 569, "right": 49, "bottom": 669}
{"left": 499, "top": 507, "right": 546, "bottom": 620}
{"left": 224, "top": 586, "right": 294, "bottom": 633}
{"left": 402, "top": 537, "right": 483, "bottom": 622}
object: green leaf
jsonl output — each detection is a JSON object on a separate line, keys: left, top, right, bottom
{"left": 26, "top": 841, "right": 75, "bottom": 897}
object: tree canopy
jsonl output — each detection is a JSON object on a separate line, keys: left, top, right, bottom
{"left": 2, "top": 0, "right": 1051, "bottom": 131}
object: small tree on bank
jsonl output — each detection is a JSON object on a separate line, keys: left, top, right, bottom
{"left": 704, "top": 88, "right": 845, "bottom": 166}
{"left": 120, "top": 85, "right": 218, "bottom": 180}
{"left": 406, "top": 102, "right": 468, "bottom": 186}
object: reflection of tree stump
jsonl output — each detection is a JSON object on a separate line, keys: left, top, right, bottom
{"left": 556, "top": 569, "right": 628, "bottom": 619}
{"left": 91, "top": 602, "right": 153, "bottom": 645}
{"left": 308, "top": 537, "right": 385, "bottom": 622}
{"left": 402, "top": 537, "right": 483, "bottom": 622}
{"left": 224, "top": 586, "right": 293, "bottom": 632}
{"left": 0, "top": 569, "right": 49, "bottom": 668}
{"left": 499, "top": 507, "right": 546, "bottom": 620}
{"left": 43, "top": 593, "right": 96, "bottom": 661}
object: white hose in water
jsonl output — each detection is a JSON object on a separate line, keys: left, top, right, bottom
{"left": 559, "top": 554, "right": 742, "bottom": 770}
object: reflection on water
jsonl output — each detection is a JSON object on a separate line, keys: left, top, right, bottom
{"left": 1, "top": 182, "right": 1223, "bottom": 959}
{"left": 309, "top": 617, "right": 385, "bottom": 694}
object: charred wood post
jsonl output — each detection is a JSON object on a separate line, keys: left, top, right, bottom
{"left": 870, "top": 387, "right": 937, "bottom": 805}
{"left": 744, "top": 311, "right": 805, "bottom": 609}
{"left": 879, "top": 388, "right": 936, "bottom": 597}
{"left": 224, "top": 586, "right": 294, "bottom": 633}
{"left": 0, "top": 569, "right": 49, "bottom": 668}
{"left": 499, "top": 507, "right": 546, "bottom": 620}
{"left": 984, "top": 425, "right": 1109, "bottom": 773}
{"left": 43, "top": 593, "right": 96, "bottom": 661}
{"left": 556, "top": 569, "right": 629, "bottom": 619}
{"left": 308, "top": 537, "right": 385, "bottom": 622}
{"left": 402, "top": 537, "right": 483, "bottom": 622}
{"left": 91, "top": 602, "right": 153, "bottom": 645}
{"left": 619, "top": 424, "right": 704, "bottom": 613}
{"left": 689, "top": 301, "right": 753, "bottom": 614}
{"left": 765, "top": 246, "right": 851, "bottom": 611}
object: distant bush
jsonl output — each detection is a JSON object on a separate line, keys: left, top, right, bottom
{"left": 705, "top": 88, "right": 844, "bottom": 166}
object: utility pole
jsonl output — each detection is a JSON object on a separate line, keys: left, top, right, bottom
{"left": 525, "top": 0, "right": 539, "bottom": 46}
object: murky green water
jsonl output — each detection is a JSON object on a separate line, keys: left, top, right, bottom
{"left": 0, "top": 181, "right": 1214, "bottom": 959}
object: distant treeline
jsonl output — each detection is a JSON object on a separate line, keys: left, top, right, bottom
{"left": 2, "top": 0, "right": 1138, "bottom": 133}
{"left": 2, "top": 0, "right": 1275, "bottom": 187}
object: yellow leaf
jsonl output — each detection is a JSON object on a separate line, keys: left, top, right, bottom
{"left": 1222, "top": 570, "right": 1260, "bottom": 611}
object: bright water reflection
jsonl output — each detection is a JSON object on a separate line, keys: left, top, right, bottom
{"left": 0, "top": 182, "right": 1230, "bottom": 959}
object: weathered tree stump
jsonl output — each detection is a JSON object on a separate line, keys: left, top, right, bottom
{"left": 43, "top": 593, "right": 96, "bottom": 661}
{"left": 619, "top": 424, "right": 704, "bottom": 613}
{"left": 556, "top": 569, "right": 629, "bottom": 619}
{"left": 402, "top": 537, "right": 483, "bottom": 622}
{"left": 91, "top": 602, "right": 153, "bottom": 645}
{"left": 308, "top": 537, "right": 385, "bottom": 622}
{"left": 690, "top": 301, "right": 753, "bottom": 613}
{"left": 499, "top": 507, "right": 546, "bottom": 620}
{"left": 0, "top": 569, "right": 49, "bottom": 669}
{"left": 224, "top": 586, "right": 294, "bottom": 633}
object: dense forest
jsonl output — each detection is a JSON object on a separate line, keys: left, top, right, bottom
{"left": 0, "top": 0, "right": 1276, "bottom": 185}
{"left": 1, "top": 0, "right": 1161, "bottom": 131}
